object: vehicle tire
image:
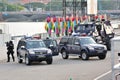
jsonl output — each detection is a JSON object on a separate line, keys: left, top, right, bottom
{"left": 98, "top": 55, "right": 106, "bottom": 60}
{"left": 46, "top": 58, "right": 53, "bottom": 64}
{"left": 25, "top": 55, "right": 31, "bottom": 65}
{"left": 81, "top": 51, "right": 89, "bottom": 60}
{"left": 62, "top": 50, "right": 68, "bottom": 59}
{"left": 17, "top": 55, "right": 23, "bottom": 63}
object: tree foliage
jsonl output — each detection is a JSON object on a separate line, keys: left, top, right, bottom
{"left": 45, "top": 1, "right": 62, "bottom": 11}
{"left": 0, "top": 2, "right": 24, "bottom": 11}
{"left": 24, "top": 2, "right": 45, "bottom": 10}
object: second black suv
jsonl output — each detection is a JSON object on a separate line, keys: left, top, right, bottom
{"left": 17, "top": 38, "right": 53, "bottom": 65}
{"left": 59, "top": 36, "right": 107, "bottom": 60}
{"left": 43, "top": 38, "right": 59, "bottom": 56}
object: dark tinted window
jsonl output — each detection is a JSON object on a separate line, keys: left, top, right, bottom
{"left": 52, "top": 40, "right": 57, "bottom": 46}
{"left": 74, "top": 38, "right": 79, "bottom": 44}
{"left": 79, "top": 37, "right": 96, "bottom": 45}
{"left": 43, "top": 40, "right": 57, "bottom": 47}
{"left": 60, "top": 37, "right": 68, "bottom": 44}
{"left": 26, "top": 41, "right": 46, "bottom": 49}
{"left": 17, "top": 41, "right": 26, "bottom": 50}
{"left": 68, "top": 38, "right": 73, "bottom": 45}
{"left": 76, "top": 24, "right": 95, "bottom": 33}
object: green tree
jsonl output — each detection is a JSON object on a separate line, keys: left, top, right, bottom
{"left": 46, "top": 1, "right": 62, "bottom": 11}
{"left": 0, "top": 2, "right": 24, "bottom": 11}
{"left": 7, "top": 4, "right": 24, "bottom": 11}
{"left": 24, "top": 2, "right": 45, "bottom": 11}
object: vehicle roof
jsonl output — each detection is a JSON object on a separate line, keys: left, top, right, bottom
{"left": 19, "top": 38, "right": 43, "bottom": 42}
{"left": 61, "top": 36, "right": 92, "bottom": 39}
{"left": 26, "top": 39, "right": 43, "bottom": 41}
{"left": 73, "top": 36, "right": 92, "bottom": 38}
{"left": 77, "top": 36, "right": 92, "bottom": 39}
{"left": 43, "top": 37, "right": 56, "bottom": 40}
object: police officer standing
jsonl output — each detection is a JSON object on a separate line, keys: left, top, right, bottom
{"left": 6, "top": 41, "right": 15, "bottom": 62}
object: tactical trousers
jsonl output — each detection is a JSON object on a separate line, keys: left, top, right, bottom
{"left": 7, "top": 50, "right": 15, "bottom": 62}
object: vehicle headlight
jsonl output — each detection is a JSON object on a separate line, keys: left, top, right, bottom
{"left": 88, "top": 46, "right": 94, "bottom": 50}
{"left": 47, "top": 49, "right": 52, "bottom": 54}
{"left": 29, "top": 51, "right": 35, "bottom": 54}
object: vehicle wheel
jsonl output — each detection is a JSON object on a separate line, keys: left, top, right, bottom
{"left": 46, "top": 58, "right": 53, "bottom": 64}
{"left": 98, "top": 55, "right": 106, "bottom": 60}
{"left": 62, "top": 50, "right": 68, "bottom": 59}
{"left": 81, "top": 51, "right": 89, "bottom": 60}
{"left": 17, "top": 55, "right": 23, "bottom": 63}
{"left": 25, "top": 55, "right": 31, "bottom": 65}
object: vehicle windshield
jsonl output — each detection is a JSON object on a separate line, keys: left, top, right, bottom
{"left": 43, "top": 40, "right": 57, "bottom": 47}
{"left": 79, "top": 37, "right": 96, "bottom": 45}
{"left": 76, "top": 24, "right": 95, "bottom": 34}
{"left": 26, "top": 41, "right": 46, "bottom": 49}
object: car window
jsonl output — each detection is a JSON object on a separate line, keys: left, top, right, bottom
{"left": 76, "top": 25, "right": 85, "bottom": 31}
{"left": 79, "top": 37, "right": 96, "bottom": 45}
{"left": 74, "top": 38, "right": 79, "bottom": 44}
{"left": 60, "top": 37, "right": 68, "bottom": 44}
{"left": 44, "top": 40, "right": 57, "bottom": 47}
{"left": 27, "top": 41, "right": 46, "bottom": 49}
{"left": 52, "top": 40, "right": 57, "bottom": 46}
{"left": 17, "top": 41, "right": 26, "bottom": 49}
{"left": 68, "top": 38, "right": 73, "bottom": 45}
{"left": 43, "top": 40, "right": 51, "bottom": 47}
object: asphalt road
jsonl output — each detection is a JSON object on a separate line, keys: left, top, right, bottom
{"left": 0, "top": 51, "right": 112, "bottom": 80}
{"left": 0, "top": 29, "right": 119, "bottom": 80}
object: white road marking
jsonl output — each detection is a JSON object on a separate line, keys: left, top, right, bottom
{"left": 94, "top": 70, "right": 111, "bottom": 80}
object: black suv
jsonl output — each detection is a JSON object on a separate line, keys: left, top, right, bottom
{"left": 17, "top": 38, "right": 53, "bottom": 65}
{"left": 74, "top": 22, "right": 114, "bottom": 50}
{"left": 59, "top": 36, "right": 107, "bottom": 60}
{"left": 43, "top": 38, "right": 59, "bottom": 56}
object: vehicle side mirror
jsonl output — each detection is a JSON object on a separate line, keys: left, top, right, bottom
{"left": 118, "top": 53, "right": 120, "bottom": 56}
{"left": 21, "top": 46, "right": 25, "bottom": 49}
{"left": 75, "top": 42, "right": 79, "bottom": 45}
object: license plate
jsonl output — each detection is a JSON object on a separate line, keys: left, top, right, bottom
{"left": 97, "top": 50, "right": 103, "bottom": 53}
{"left": 38, "top": 55, "right": 45, "bottom": 58}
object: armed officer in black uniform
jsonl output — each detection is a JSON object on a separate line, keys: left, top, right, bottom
{"left": 6, "top": 41, "right": 15, "bottom": 62}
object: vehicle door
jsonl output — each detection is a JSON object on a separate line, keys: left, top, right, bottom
{"left": 67, "top": 37, "right": 74, "bottom": 54}
{"left": 19, "top": 41, "right": 26, "bottom": 58}
{"left": 59, "top": 37, "right": 68, "bottom": 52}
{"left": 72, "top": 38, "right": 81, "bottom": 54}
{"left": 50, "top": 40, "right": 59, "bottom": 56}
{"left": 17, "top": 41, "right": 22, "bottom": 56}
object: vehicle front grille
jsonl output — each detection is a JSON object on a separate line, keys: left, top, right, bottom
{"left": 35, "top": 52, "right": 47, "bottom": 55}
{"left": 94, "top": 47, "right": 104, "bottom": 50}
